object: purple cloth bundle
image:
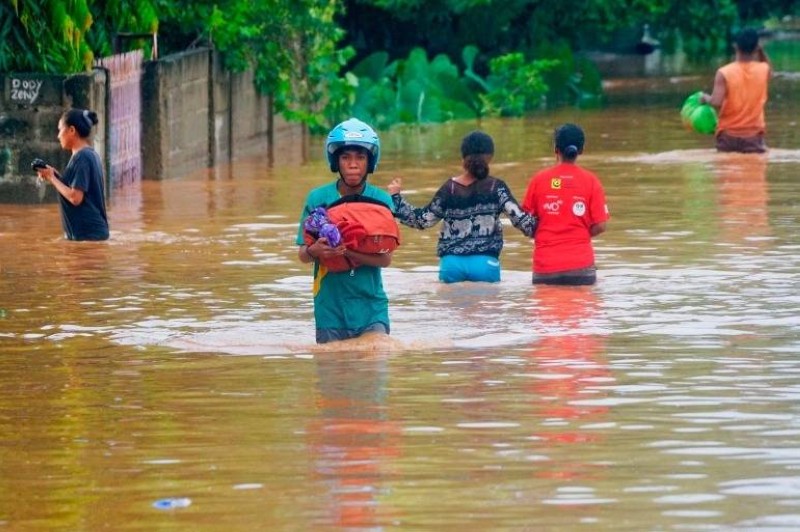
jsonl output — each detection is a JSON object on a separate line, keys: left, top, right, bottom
{"left": 303, "top": 207, "right": 341, "bottom": 247}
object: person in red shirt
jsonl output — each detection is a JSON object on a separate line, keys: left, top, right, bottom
{"left": 522, "top": 124, "right": 609, "bottom": 285}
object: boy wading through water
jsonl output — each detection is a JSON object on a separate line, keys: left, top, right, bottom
{"left": 296, "top": 118, "right": 396, "bottom": 344}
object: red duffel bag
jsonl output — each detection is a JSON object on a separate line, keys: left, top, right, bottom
{"left": 303, "top": 195, "right": 401, "bottom": 272}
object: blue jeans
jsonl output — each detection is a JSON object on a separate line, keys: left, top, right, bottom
{"left": 439, "top": 254, "right": 501, "bottom": 283}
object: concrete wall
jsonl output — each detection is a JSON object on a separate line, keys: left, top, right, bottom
{"left": 0, "top": 71, "right": 107, "bottom": 203}
{"left": 142, "top": 47, "right": 301, "bottom": 181}
{"left": 141, "top": 48, "right": 211, "bottom": 181}
{"left": 207, "top": 53, "right": 271, "bottom": 166}
{"left": 1, "top": 46, "right": 306, "bottom": 202}
{"left": 272, "top": 112, "right": 308, "bottom": 167}
{"left": 209, "top": 52, "right": 232, "bottom": 165}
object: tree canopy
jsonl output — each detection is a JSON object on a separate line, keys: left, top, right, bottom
{"left": 2, "top": 0, "right": 796, "bottom": 130}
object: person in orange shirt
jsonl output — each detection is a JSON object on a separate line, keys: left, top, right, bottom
{"left": 701, "top": 28, "right": 771, "bottom": 153}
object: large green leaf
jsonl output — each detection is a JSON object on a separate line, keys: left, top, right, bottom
{"left": 351, "top": 51, "right": 391, "bottom": 80}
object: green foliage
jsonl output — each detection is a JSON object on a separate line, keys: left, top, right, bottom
{"left": 87, "top": 0, "right": 160, "bottom": 58}
{"left": 343, "top": 43, "right": 602, "bottom": 127}
{"left": 359, "top": 0, "right": 494, "bottom": 11}
{"left": 2, "top": 0, "right": 350, "bottom": 133}
{"left": 532, "top": 40, "right": 604, "bottom": 108}
{"left": 1, "top": 0, "right": 160, "bottom": 73}
{"left": 154, "top": 0, "right": 353, "bottom": 132}
{"left": 657, "top": 2, "right": 739, "bottom": 58}
{"left": 348, "top": 52, "right": 399, "bottom": 127}
{"left": 1, "top": 0, "right": 95, "bottom": 72}
{"left": 463, "top": 43, "right": 603, "bottom": 116}
{"left": 569, "top": 56, "right": 604, "bottom": 108}
{"left": 396, "top": 49, "right": 480, "bottom": 122}
{"left": 479, "top": 53, "right": 559, "bottom": 117}
{"left": 344, "top": 47, "right": 480, "bottom": 129}
{"left": 4, "top": 0, "right": 796, "bottom": 132}
{"left": 342, "top": 0, "right": 797, "bottom": 71}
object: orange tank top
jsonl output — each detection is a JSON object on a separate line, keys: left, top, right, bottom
{"left": 717, "top": 61, "right": 769, "bottom": 137}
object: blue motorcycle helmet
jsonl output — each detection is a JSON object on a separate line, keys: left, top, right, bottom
{"left": 325, "top": 118, "right": 381, "bottom": 174}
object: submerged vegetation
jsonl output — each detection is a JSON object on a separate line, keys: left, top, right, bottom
{"left": 2, "top": 0, "right": 797, "bottom": 131}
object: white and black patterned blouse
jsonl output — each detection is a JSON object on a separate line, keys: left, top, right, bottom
{"left": 392, "top": 176, "right": 537, "bottom": 258}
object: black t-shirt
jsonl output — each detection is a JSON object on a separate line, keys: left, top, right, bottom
{"left": 58, "top": 148, "right": 109, "bottom": 241}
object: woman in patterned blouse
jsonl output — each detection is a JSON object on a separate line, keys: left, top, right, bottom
{"left": 388, "top": 131, "right": 537, "bottom": 283}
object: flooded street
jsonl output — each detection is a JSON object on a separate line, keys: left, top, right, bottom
{"left": 2, "top": 75, "right": 800, "bottom": 530}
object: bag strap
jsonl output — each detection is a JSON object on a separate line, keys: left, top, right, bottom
{"left": 328, "top": 194, "right": 391, "bottom": 210}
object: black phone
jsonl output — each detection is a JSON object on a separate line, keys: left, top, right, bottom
{"left": 31, "top": 158, "right": 48, "bottom": 171}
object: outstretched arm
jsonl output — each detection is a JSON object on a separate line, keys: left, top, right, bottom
{"left": 392, "top": 191, "right": 444, "bottom": 230}
{"left": 498, "top": 182, "right": 537, "bottom": 237}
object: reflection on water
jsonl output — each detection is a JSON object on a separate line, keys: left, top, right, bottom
{"left": 2, "top": 86, "right": 800, "bottom": 529}
{"left": 713, "top": 154, "right": 770, "bottom": 246}
{"left": 526, "top": 286, "right": 611, "bottom": 495}
{"left": 309, "top": 351, "right": 400, "bottom": 528}
{"left": 527, "top": 286, "right": 610, "bottom": 453}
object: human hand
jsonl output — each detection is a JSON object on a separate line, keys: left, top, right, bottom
{"left": 37, "top": 166, "right": 56, "bottom": 183}
{"left": 310, "top": 237, "right": 345, "bottom": 260}
{"left": 388, "top": 177, "right": 402, "bottom": 195}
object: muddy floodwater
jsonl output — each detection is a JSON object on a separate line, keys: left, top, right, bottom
{"left": 1, "top": 74, "right": 800, "bottom": 530}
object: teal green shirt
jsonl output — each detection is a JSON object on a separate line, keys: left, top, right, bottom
{"left": 296, "top": 181, "right": 395, "bottom": 331}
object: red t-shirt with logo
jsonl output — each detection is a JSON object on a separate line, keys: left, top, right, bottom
{"left": 522, "top": 162, "right": 609, "bottom": 274}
